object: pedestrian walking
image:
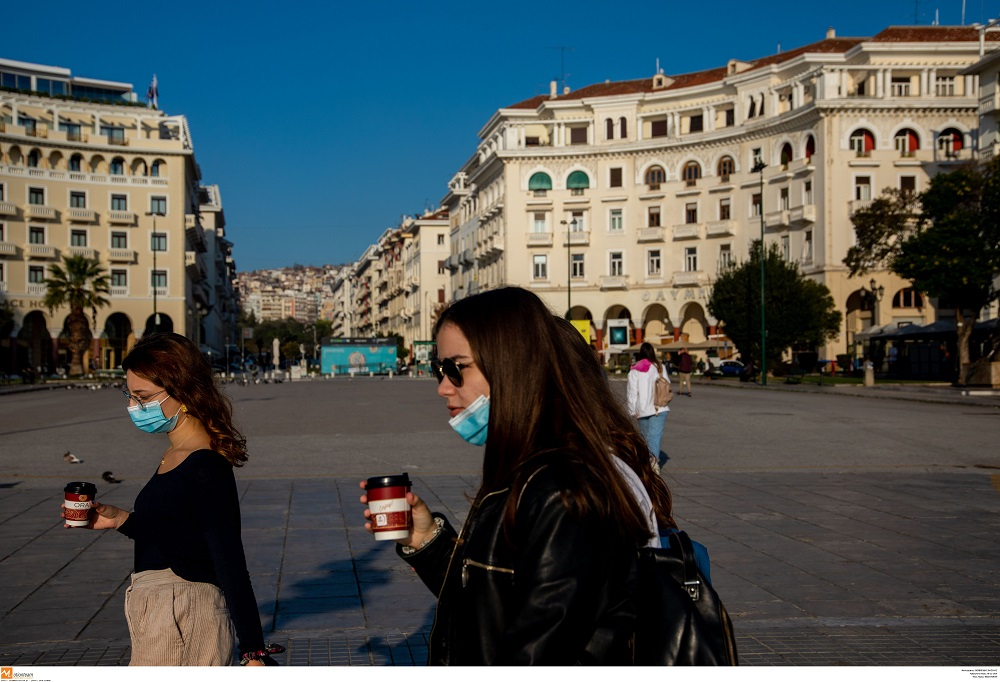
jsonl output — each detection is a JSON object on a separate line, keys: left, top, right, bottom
{"left": 677, "top": 347, "right": 694, "bottom": 396}
{"left": 63, "top": 333, "right": 277, "bottom": 666}
{"left": 627, "top": 342, "right": 670, "bottom": 470}
{"left": 360, "top": 287, "right": 674, "bottom": 665}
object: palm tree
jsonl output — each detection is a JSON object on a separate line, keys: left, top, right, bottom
{"left": 43, "top": 255, "right": 110, "bottom": 377}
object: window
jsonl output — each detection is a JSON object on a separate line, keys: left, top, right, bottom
{"left": 719, "top": 244, "right": 732, "bottom": 270}
{"left": 850, "top": 129, "right": 875, "bottom": 156}
{"left": 681, "top": 161, "right": 701, "bottom": 186}
{"left": 609, "top": 208, "right": 623, "bottom": 232}
{"left": 110, "top": 157, "right": 124, "bottom": 175}
{"left": 647, "top": 249, "right": 661, "bottom": 276}
{"left": 152, "top": 270, "right": 167, "bottom": 288}
{"left": 890, "top": 77, "right": 911, "bottom": 97}
{"left": 29, "top": 266, "right": 45, "bottom": 284}
{"left": 27, "top": 150, "right": 40, "bottom": 168}
{"left": 571, "top": 253, "right": 585, "bottom": 278}
{"left": 29, "top": 227, "right": 45, "bottom": 244}
{"left": 894, "top": 128, "right": 920, "bottom": 156}
{"left": 781, "top": 235, "right": 790, "bottom": 261}
{"left": 751, "top": 193, "right": 762, "bottom": 217}
{"left": 150, "top": 196, "right": 167, "bottom": 215}
{"left": 606, "top": 118, "right": 614, "bottom": 140}
{"left": 532, "top": 212, "right": 547, "bottom": 233}
{"left": 752, "top": 147, "right": 762, "bottom": 166}
{"left": 937, "top": 128, "right": 964, "bottom": 156}
{"left": 893, "top": 288, "right": 924, "bottom": 308}
{"left": 111, "top": 232, "right": 128, "bottom": 248}
{"left": 854, "top": 176, "right": 872, "bottom": 201}
{"left": 111, "top": 194, "right": 128, "bottom": 211}
{"left": 724, "top": 108, "right": 735, "bottom": 127}
{"left": 569, "top": 127, "right": 587, "bottom": 145}
{"left": 609, "top": 167, "right": 623, "bottom": 188}
{"left": 719, "top": 198, "right": 731, "bottom": 220}
{"left": 0, "top": 224, "right": 4, "bottom": 241}
{"left": 780, "top": 187, "right": 789, "bottom": 210}
{"left": 780, "top": 143, "right": 793, "bottom": 167}
{"left": 19, "top": 117, "right": 37, "bottom": 135}
{"left": 747, "top": 99, "right": 757, "bottom": 118}
{"left": 803, "top": 230, "right": 813, "bottom": 262}
{"left": 70, "top": 192, "right": 86, "bottom": 208}
{"left": 59, "top": 122, "right": 82, "bottom": 141}
{"left": 900, "top": 176, "right": 917, "bottom": 196}
{"left": 650, "top": 119, "right": 667, "bottom": 138}
{"left": 29, "top": 187, "right": 45, "bottom": 205}
{"left": 684, "top": 247, "right": 698, "bottom": 272}
{"left": 935, "top": 76, "right": 956, "bottom": 96}
{"left": 645, "top": 166, "right": 665, "bottom": 189}
{"left": 685, "top": 203, "right": 698, "bottom": 224}
{"left": 71, "top": 230, "right": 87, "bottom": 247}
{"left": 619, "top": 117, "right": 627, "bottom": 139}
{"left": 101, "top": 126, "right": 125, "bottom": 143}
{"left": 437, "top": 234, "right": 445, "bottom": 245}
{"left": 717, "top": 156, "right": 735, "bottom": 180}
{"left": 688, "top": 114, "right": 703, "bottom": 133}
{"left": 804, "top": 180, "right": 813, "bottom": 205}
{"left": 532, "top": 255, "right": 548, "bottom": 280}
{"left": 609, "top": 252, "right": 623, "bottom": 276}
{"left": 69, "top": 154, "right": 82, "bottom": 172}
{"left": 438, "top": 260, "right": 447, "bottom": 275}
{"left": 151, "top": 233, "right": 167, "bottom": 251}
{"left": 528, "top": 172, "right": 552, "bottom": 196}
{"left": 0, "top": 185, "right": 4, "bottom": 201}
{"left": 570, "top": 210, "right": 585, "bottom": 232}
{"left": 805, "top": 135, "right": 816, "bottom": 160}
{"left": 648, "top": 206, "right": 661, "bottom": 227}
{"left": 111, "top": 270, "right": 128, "bottom": 287}
{"left": 567, "top": 171, "right": 589, "bottom": 195}
{"left": 151, "top": 160, "right": 162, "bottom": 177}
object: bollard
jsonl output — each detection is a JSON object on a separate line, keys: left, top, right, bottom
{"left": 864, "top": 361, "right": 874, "bottom": 387}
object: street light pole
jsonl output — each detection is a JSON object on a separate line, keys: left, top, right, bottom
{"left": 146, "top": 209, "right": 165, "bottom": 334}
{"left": 752, "top": 160, "right": 767, "bottom": 385}
{"left": 560, "top": 218, "right": 577, "bottom": 319}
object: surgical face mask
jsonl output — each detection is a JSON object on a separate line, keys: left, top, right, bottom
{"left": 127, "top": 396, "right": 181, "bottom": 434}
{"left": 448, "top": 394, "right": 489, "bottom": 446}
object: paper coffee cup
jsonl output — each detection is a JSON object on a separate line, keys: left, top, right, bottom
{"left": 366, "top": 473, "right": 411, "bottom": 541}
{"left": 64, "top": 481, "right": 97, "bottom": 527}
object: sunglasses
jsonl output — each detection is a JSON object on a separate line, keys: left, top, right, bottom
{"left": 431, "top": 357, "right": 475, "bottom": 387}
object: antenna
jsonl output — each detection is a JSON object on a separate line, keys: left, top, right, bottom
{"left": 549, "top": 46, "right": 575, "bottom": 91}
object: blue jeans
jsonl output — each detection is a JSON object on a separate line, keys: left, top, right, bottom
{"left": 638, "top": 411, "right": 668, "bottom": 462}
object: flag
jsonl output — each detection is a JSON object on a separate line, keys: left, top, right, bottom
{"left": 146, "top": 74, "right": 158, "bottom": 109}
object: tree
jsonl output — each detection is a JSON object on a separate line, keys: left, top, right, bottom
{"left": 709, "top": 241, "right": 842, "bottom": 373}
{"left": 843, "top": 158, "right": 1000, "bottom": 384}
{"left": 43, "top": 255, "right": 110, "bottom": 376}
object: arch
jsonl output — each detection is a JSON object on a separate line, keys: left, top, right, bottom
{"left": 849, "top": 128, "right": 876, "bottom": 156}
{"left": 143, "top": 313, "right": 174, "bottom": 336}
{"left": 893, "top": 127, "right": 920, "bottom": 154}
{"left": 110, "top": 156, "right": 125, "bottom": 175}
{"left": 605, "top": 118, "right": 614, "bottom": 140}
{"left": 681, "top": 160, "right": 702, "bottom": 183}
{"left": 566, "top": 170, "right": 590, "bottom": 190}
{"left": 16, "top": 310, "right": 54, "bottom": 375}
{"left": 7, "top": 145, "right": 24, "bottom": 165}
{"left": 804, "top": 134, "right": 816, "bottom": 160}
{"left": 892, "top": 287, "right": 924, "bottom": 309}
{"left": 641, "top": 303, "right": 673, "bottom": 344}
{"left": 151, "top": 159, "right": 164, "bottom": 177}
{"left": 937, "top": 127, "right": 964, "bottom": 155}
{"left": 677, "top": 302, "right": 709, "bottom": 344}
{"left": 747, "top": 96, "right": 757, "bottom": 118}
{"left": 90, "top": 154, "right": 107, "bottom": 174}
{"left": 27, "top": 149, "right": 41, "bottom": 168}
{"left": 69, "top": 153, "right": 84, "bottom": 172}
{"left": 131, "top": 158, "right": 148, "bottom": 176}
{"left": 779, "top": 142, "right": 793, "bottom": 166}
{"left": 644, "top": 164, "right": 666, "bottom": 188}
{"left": 103, "top": 312, "right": 134, "bottom": 369}
{"left": 619, "top": 117, "right": 627, "bottom": 139}
{"left": 48, "top": 150, "right": 64, "bottom": 169}
{"left": 528, "top": 171, "right": 552, "bottom": 191}
{"left": 716, "top": 155, "right": 736, "bottom": 179}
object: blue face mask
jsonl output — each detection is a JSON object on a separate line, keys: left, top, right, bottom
{"left": 448, "top": 394, "right": 489, "bottom": 446}
{"left": 127, "top": 396, "right": 181, "bottom": 434}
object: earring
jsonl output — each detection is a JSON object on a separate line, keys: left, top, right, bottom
{"left": 181, "top": 405, "right": 188, "bottom": 413}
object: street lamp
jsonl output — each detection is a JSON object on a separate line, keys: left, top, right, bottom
{"left": 560, "top": 218, "right": 577, "bottom": 319}
{"left": 862, "top": 277, "right": 885, "bottom": 327}
{"left": 751, "top": 159, "right": 767, "bottom": 385}
{"left": 145, "top": 209, "right": 165, "bottom": 334}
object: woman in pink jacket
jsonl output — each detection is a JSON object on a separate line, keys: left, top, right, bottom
{"left": 627, "top": 342, "right": 670, "bottom": 469}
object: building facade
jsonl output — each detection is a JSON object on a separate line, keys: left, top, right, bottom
{"left": 0, "top": 58, "right": 236, "bottom": 373}
{"left": 440, "top": 26, "right": 997, "bottom": 365}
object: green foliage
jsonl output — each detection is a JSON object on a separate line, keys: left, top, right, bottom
{"left": 42, "top": 255, "right": 111, "bottom": 376}
{"left": 0, "top": 300, "right": 14, "bottom": 338}
{"left": 709, "top": 241, "right": 842, "bottom": 370}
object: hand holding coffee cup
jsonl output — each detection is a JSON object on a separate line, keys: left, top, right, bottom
{"left": 63, "top": 482, "right": 97, "bottom": 527}
{"left": 364, "top": 474, "right": 412, "bottom": 541}
{"left": 360, "top": 475, "right": 437, "bottom": 547}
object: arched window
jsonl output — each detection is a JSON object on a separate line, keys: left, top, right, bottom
{"left": 717, "top": 156, "right": 735, "bottom": 180}
{"left": 605, "top": 118, "right": 614, "bottom": 140}
{"left": 69, "top": 154, "right": 83, "bottom": 172}
{"left": 892, "top": 288, "right": 924, "bottom": 309}
{"left": 528, "top": 172, "right": 552, "bottom": 196}
{"left": 780, "top": 143, "right": 793, "bottom": 167}
{"left": 849, "top": 128, "right": 875, "bottom": 157}
{"left": 110, "top": 157, "right": 125, "bottom": 175}
{"left": 937, "top": 128, "right": 964, "bottom": 156}
{"left": 747, "top": 98, "right": 757, "bottom": 118}
{"left": 681, "top": 161, "right": 701, "bottom": 186}
{"left": 645, "top": 165, "right": 666, "bottom": 189}
{"left": 567, "top": 170, "right": 589, "bottom": 196}
{"left": 27, "top": 150, "right": 41, "bottom": 168}
{"left": 151, "top": 160, "right": 162, "bottom": 177}
{"left": 619, "top": 117, "right": 627, "bottom": 139}
{"left": 894, "top": 128, "right": 920, "bottom": 156}
{"left": 805, "top": 135, "right": 816, "bottom": 161}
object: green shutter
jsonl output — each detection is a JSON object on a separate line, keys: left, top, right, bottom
{"left": 528, "top": 172, "right": 552, "bottom": 190}
{"left": 567, "top": 171, "right": 590, "bottom": 189}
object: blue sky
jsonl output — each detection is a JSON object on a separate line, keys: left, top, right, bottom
{"left": 5, "top": 0, "right": 995, "bottom": 271}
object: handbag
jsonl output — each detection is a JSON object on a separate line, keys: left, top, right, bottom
{"left": 632, "top": 530, "right": 738, "bottom": 665}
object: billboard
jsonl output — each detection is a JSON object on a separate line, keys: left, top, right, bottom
{"left": 606, "top": 319, "right": 631, "bottom": 350}
{"left": 320, "top": 338, "right": 397, "bottom": 375}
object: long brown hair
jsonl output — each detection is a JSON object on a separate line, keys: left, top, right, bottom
{"left": 638, "top": 342, "right": 663, "bottom": 375}
{"left": 122, "top": 333, "right": 248, "bottom": 466}
{"left": 435, "top": 287, "right": 674, "bottom": 545}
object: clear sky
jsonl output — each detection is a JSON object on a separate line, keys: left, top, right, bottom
{"left": 4, "top": 0, "right": 995, "bottom": 271}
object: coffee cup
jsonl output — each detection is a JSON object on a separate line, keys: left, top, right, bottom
{"left": 366, "top": 473, "right": 411, "bottom": 541}
{"left": 64, "top": 482, "right": 97, "bottom": 527}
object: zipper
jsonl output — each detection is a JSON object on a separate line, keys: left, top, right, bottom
{"left": 461, "top": 558, "right": 514, "bottom": 588}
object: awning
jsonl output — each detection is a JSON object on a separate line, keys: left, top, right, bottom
{"left": 528, "top": 172, "right": 552, "bottom": 191}
{"left": 567, "top": 170, "right": 590, "bottom": 189}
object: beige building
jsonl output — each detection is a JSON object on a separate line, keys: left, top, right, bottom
{"left": 0, "top": 58, "right": 236, "bottom": 373}
{"left": 440, "top": 25, "right": 997, "bottom": 366}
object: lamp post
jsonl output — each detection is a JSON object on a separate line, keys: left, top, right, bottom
{"left": 145, "top": 209, "right": 165, "bottom": 334}
{"left": 560, "top": 218, "right": 577, "bottom": 319}
{"left": 751, "top": 160, "right": 767, "bottom": 385}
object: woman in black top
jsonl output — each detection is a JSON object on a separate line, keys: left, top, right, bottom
{"left": 66, "top": 333, "right": 271, "bottom": 666}
{"left": 360, "top": 287, "right": 675, "bottom": 664}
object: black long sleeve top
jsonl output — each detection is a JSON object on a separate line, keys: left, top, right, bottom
{"left": 118, "top": 449, "right": 265, "bottom": 656}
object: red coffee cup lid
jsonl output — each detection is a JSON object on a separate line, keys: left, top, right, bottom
{"left": 366, "top": 473, "right": 410, "bottom": 490}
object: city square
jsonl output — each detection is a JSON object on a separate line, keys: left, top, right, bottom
{"left": 1, "top": 377, "right": 998, "bottom": 666}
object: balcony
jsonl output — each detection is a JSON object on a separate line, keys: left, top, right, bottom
{"left": 526, "top": 232, "right": 553, "bottom": 247}
{"left": 26, "top": 205, "right": 57, "bottom": 221}
{"left": 185, "top": 251, "right": 206, "bottom": 282}
{"left": 67, "top": 246, "right": 97, "bottom": 259}
{"left": 849, "top": 199, "right": 873, "bottom": 215}
{"left": 0, "top": 241, "right": 17, "bottom": 257}
{"left": 27, "top": 244, "right": 57, "bottom": 259}
{"left": 672, "top": 224, "right": 701, "bottom": 240}
{"left": 765, "top": 209, "right": 790, "bottom": 228}
{"left": 460, "top": 249, "right": 475, "bottom": 266}
{"left": 789, "top": 204, "right": 816, "bottom": 224}
{"left": 705, "top": 220, "right": 736, "bottom": 237}
{"left": 637, "top": 226, "right": 665, "bottom": 242}
{"left": 110, "top": 286, "right": 129, "bottom": 297}
{"left": 672, "top": 271, "right": 706, "bottom": 287}
{"left": 0, "top": 201, "right": 17, "bottom": 217}
{"left": 108, "top": 248, "right": 136, "bottom": 263}
{"left": 108, "top": 211, "right": 137, "bottom": 225}
{"left": 27, "top": 283, "right": 47, "bottom": 295}
{"left": 150, "top": 286, "right": 168, "bottom": 298}
{"left": 563, "top": 230, "right": 591, "bottom": 246}
{"left": 599, "top": 275, "right": 629, "bottom": 290}
{"left": 67, "top": 208, "right": 98, "bottom": 223}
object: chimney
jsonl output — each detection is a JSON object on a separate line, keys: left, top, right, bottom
{"left": 826, "top": 26, "right": 836, "bottom": 39}
{"left": 563, "top": 85, "right": 570, "bottom": 95}
{"left": 550, "top": 80, "right": 558, "bottom": 98}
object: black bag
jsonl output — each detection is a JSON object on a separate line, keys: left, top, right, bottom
{"left": 633, "top": 530, "right": 738, "bottom": 665}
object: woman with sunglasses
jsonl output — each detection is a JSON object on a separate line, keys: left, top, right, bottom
{"left": 63, "top": 333, "right": 276, "bottom": 666}
{"left": 360, "top": 287, "right": 674, "bottom": 664}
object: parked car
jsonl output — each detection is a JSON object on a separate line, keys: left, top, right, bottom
{"left": 707, "top": 359, "right": 745, "bottom": 377}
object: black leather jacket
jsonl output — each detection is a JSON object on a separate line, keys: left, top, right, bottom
{"left": 399, "top": 462, "right": 636, "bottom": 665}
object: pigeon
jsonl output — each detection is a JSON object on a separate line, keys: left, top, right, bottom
{"left": 64, "top": 451, "right": 83, "bottom": 464}
{"left": 102, "top": 471, "right": 122, "bottom": 484}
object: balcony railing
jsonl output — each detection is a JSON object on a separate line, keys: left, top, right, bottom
{"left": 108, "top": 211, "right": 137, "bottom": 225}
{"left": 526, "top": 232, "right": 553, "bottom": 247}
{"left": 849, "top": 199, "right": 873, "bottom": 215}
{"left": 68, "top": 208, "right": 98, "bottom": 223}
{"left": 672, "top": 224, "right": 701, "bottom": 240}
{"left": 637, "top": 226, "right": 665, "bottom": 242}
{"left": 150, "top": 286, "right": 168, "bottom": 297}
{"left": 672, "top": 270, "right": 705, "bottom": 286}
{"left": 27, "top": 244, "right": 57, "bottom": 259}
{"left": 67, "top": 246, "right": 97, "bottom": 259}
{"left": 26, "top": 205, "right": 57, "bottom": 220}
{"left": 27, "top": 283, "right": 47, "bottom": 295}
{"left": 563, "top": 230, "right": 591, "bottom": 246}
{"left": 110, "top": 286, "right": 129, "bottom": 297}
{"left": 0, "top": 241, "right": 18, "bottom": 256}
{"left": 705, "top": 220, "right": 736, "bottom": 237}
{"left": 108, "top": 248, "right": 136, "bottom": 263}
{"left": 789, "top": 204, "right": 816, "bottom": 223}
{"left": 0, "top": 201, "right": 17, "bottom": 217}
{"left": 599, "top": 275, "right": 628, "bottom": 290}
{"left": 765, "top": 209, "right": 790, "bottom": 228}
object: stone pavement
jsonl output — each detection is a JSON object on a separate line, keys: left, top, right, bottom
{"left": 1, "top": 378, "right": 999, "bottom": 666}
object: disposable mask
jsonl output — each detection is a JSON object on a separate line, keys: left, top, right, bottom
{"left": 448, "top": 394, "right": 489, "bottom": 446}
{"left": 127, "top": 397, "right": 181, "bottom": 433}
